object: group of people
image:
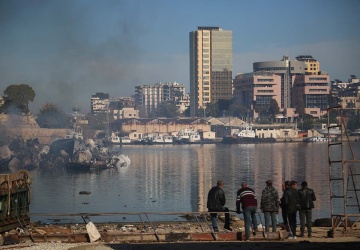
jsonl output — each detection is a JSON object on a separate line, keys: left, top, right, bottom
{"left": 207, "top": 179, "right": 316, "bottom": 241}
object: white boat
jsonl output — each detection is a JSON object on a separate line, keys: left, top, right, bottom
{"left": 176, "top": 128, "right": 201, "bottom": 143}
{"left": 233, "top": 124, "right": 256, "bottom": 138}
{"left": 305, "top": 136, "right": 329, "bottom": 142}
{"left": 152, "top": 134, "right": 174, "bottom": 144}
{"left": 108, "top": 133, "right": 121, "bottom": 144}
{"left": 108, "top": 133, "right": 132, "bottom": 145}
{"left": 120, "top": 136, "right": 132, "bottom": 144}
{"left": 108, "top": 153, "right": 131, "bottom": 168}
{"left": 189, "top": 133, "right": 201, "bottom": 143}
{"left": 65, "top": 127, "right": 84, "bottom": 141}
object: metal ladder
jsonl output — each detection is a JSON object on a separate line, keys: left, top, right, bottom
{"left": 327, "top": 107, "right": 360, "bottom": 235}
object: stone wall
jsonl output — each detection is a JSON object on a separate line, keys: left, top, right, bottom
{"left": 0, "top": 128, "right": 67, "bottom": 145}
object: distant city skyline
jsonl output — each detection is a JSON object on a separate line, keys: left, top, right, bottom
{"left": 0, "top": 0, "right": 359, "bottom": 114}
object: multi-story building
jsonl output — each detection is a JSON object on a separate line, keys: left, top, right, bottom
{"left": 331, "top": 75, "right": 360, "bottom": 109}
{"left": 134, "top": 82, "right": 188, "bottom": 117}
{"left": 189, "top": 26, "right": 232, "bottom": 117}
{"left": 90, "top": 92, "right": 109, "bottom": 114}
{"left": 234, "top": 55, "right": 330, "bottom": 119}
{"left": 292, "top": 74, "right": 330, "bottom": 118}
{"left": 108, "top": 97, "right": 138, "bottom": 120}
{"left": 233, "top": 71, "right": 281, "bottom": 114}
{"left": 253, "top": 56, "right": 305, "bottom": 110}
{"left": 292, "top": 56, "right": 330, "bottom": 118}
{"left": 295, "top": 55, "right": 320, "bottom": 75}
{"left": 0, "top": 96, "right": 4, "bottom": 108}
{"left": 112, "top": 107, "right": 139, "bottom": 119}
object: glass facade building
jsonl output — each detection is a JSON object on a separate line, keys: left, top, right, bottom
{"left": 189, "top": 27, "right": 232, "bottom": 117}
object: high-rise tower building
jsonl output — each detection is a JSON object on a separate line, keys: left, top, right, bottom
{"left": 189, "top": 27, "right": 232, "bottom": 117}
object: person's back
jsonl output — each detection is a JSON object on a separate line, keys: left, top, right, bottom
{"left": 284, "top": 187, "right": 300, "bottom": 213}
{"left": 283, "top": 181, "right": 300, "bottom": 239}
{"left": 237, "top": 186, "right": 257, "bottom": 209}
{"left": 207, "top": 185, "right": 225, "bottom": 211}
{"left": 207, "top": 180, "right": 231, "bottom": 232}
{"left": 298, "top": 185, "right": 316, "bottom": 210}
{"left": 236, "top": 182, "right": 257, "bottom": 241}
{"left": 260, "top": 180, "right": 279, "bottom": 233}
{"left": 298, "top": 181, "right": 316, "bottom": 237}
{"left": 261, "top": 185, "right": 279, "bottom": 212}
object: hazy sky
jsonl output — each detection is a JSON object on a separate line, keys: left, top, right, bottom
{"left": 1, "top": 0, "right": 359, "bottom": 114}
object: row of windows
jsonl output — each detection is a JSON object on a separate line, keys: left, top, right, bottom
{"left": 255, "top": 67, "right": 294, "bottom": 71}
{"left": 254, "top": 84, "right": 273, "bottom": 87}
{"left": 309, "top": 89, "right": 327, "bottom": 92}
{"left": 309, "top": 77, "right": 327, "bottom": 81}
{"left": 257, "top": 90, "right": 274, "bottom": 93}
{"left": 257, "top": 79, "right": 274, "bottom": 82}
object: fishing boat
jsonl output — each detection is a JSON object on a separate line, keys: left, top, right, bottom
{"left": 174, "top": 128, "right": 201, "bottom": 144}
{"left": 304, "top": 136, "right": 329, "bottom": 142}
{"left": 222, "top": 124, "right": 276, "bottom": 144}
{"left": 152, "top": 134, "right": 174, "bottom": 144}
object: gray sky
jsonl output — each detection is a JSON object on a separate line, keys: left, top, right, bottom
{"left": 1, "top": 0, "right": 359, "bottom": 114}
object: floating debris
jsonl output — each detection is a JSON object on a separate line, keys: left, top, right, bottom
{"left": 79, "top": 191, "right": 91, "bottom": 195}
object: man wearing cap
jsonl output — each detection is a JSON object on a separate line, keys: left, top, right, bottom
{"left": 260, "top": 180, "right": 279, "bottom": 233}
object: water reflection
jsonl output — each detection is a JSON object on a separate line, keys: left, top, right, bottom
{"left": 29, "top": 142, "right": 360, "bottom": 223}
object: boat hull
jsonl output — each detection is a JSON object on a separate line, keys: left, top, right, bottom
{"left": 66, "top": 162, "right": 91, "bottom": 172}
{"left": 222, "top": 136, "right": 276, "bottom": 144}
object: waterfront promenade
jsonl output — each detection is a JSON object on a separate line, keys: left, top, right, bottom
{"left": 3, "top": 223, "right": 360, "bottom": 250}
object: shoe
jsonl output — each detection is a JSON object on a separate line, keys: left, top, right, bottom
{"left": 298, "top": 233, "right": 304, "bottom": 237}
{"left": 224, "top": 225, "right": 233, "bottom": 231}
{"left": 308, "top": 234, "right": 312, "bottom": 238}
{"left": 213, "top": 228, "right": 219, "bottom": 232}
{"left": 244, "top": 237, "right": 250, "bottom": 241}
{"left": 286, "top": 233, "right": 293, "bottom": 239}
{"left": 292, "top": 236, "right": 297, "bottom": 239}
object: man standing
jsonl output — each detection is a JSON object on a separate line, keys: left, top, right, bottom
{"left": 298, "top": 181, "right": 316, "bottom": 238}
{"left": 236, "top": 182, "right": 258, "bottom": 241}
{"left": 283, "top": 180, "right": 300, "bottom": 239}
{"left": 280, "top": 182, "right": 290, "bottom": 234}
{"left": 207, "top": 180, "right": 232, "bottom": 232}
{"left": 260, "top": 180, "right": 279, "bottom": 233}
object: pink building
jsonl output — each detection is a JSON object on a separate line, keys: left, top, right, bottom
{"left": 233, "top": 71, "right": 281, "bottom": 118}
{"left": 292, "top": 74, "right": 330, "bottom": 118}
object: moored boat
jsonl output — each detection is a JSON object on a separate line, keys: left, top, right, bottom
{"left": 222, "top": 124, "right": 276, "bottom": 144}
{"left": 152, "top": 134, "right": 174, "bottom": 144}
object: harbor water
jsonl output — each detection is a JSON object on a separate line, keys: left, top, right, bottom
{"left": 29, "top": 142, "right": 360, "bottom": 224}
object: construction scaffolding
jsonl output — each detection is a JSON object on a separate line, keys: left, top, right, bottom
{"left": 327, "top": 107, "right": 360, "bottom": 236}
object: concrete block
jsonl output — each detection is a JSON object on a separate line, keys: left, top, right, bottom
{"left": 191, "top": 233, "right": 216, "bottom": 241}
{"left": 264, "top": 231, "right": 281, "bottom": 240}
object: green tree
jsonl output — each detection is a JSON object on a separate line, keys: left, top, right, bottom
{"left": 3, "top": 84, "right": 35, "bottom": 114}
{"left": 347, "top": 112, "right": 360, "bottom": 132}
{"left": 254, "top": 105, "right": 267, "bottom": 118}
{"left": 228, "top": 103, "right": 248, "bottom": 117}
{"left": 183, "top": 107, "right": 190, "bottom": 117}
{"left": 295, "top": 97, "right": 306, "bottom": 116}
{"left": 268, "top": 99, "right": 280, "bottom": 118}
{"left": 36, "top": 103, "right": 71, "bottom": 128}
{"left": 302, "top": 114, "right": 314, "bottom": 131}
{"left": 206, "top": 103, "right": 219, "bottom": 117}
{"left": 150, "top": 101, "right": 180, "bottom": 118}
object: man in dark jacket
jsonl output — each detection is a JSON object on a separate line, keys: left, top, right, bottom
{"left": 260, "top": 180, "right": 279, "bottom": 233}
{"left": 283, "top": 180, "right": 300, "bottom": 239}
{"left": 236, "top": 182, "right": 258, "bottom": 241}
{"left": 298, "top": 181, "right": 316, "bottom": 237}
{"left": 207, "top": 180, "right": 231, "bottom": 232}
